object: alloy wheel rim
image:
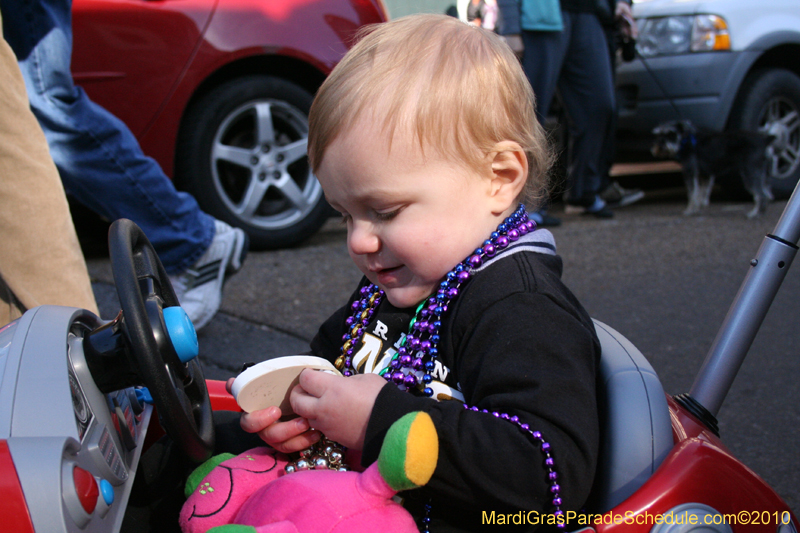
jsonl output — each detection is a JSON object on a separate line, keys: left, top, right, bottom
{"left": 210, "top": 99, "right": 322, "bottom": 230}
{"left": 759, "top": 95, "right": 800, "bottom": 181}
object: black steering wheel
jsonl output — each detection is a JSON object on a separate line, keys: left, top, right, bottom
{"left": 108, "top": 218, "right": 214, "bottom": 463}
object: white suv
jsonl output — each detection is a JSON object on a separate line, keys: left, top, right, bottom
{"left": 616, "top": 0, "right": 800, "bottom": 196}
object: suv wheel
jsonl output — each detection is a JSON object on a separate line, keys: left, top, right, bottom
{"left": 177, "top": 76, "right": 329, "bottom": 249}
{"left": 729, "top": 68, "right": 800, "bottom": 199}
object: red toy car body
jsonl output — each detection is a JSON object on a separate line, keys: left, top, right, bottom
{"left": 71, "top": 0, "right": 389, "bottom": 249}
{"left": 593, "top": 396, "right": 794, "bottom": 533}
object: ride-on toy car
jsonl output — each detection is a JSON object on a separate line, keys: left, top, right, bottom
{"left": 1, "top": 196, "right": 799, "bottom": 530}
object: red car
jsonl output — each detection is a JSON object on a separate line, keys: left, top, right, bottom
{"left": 71, "top": 0, "right": 389, "bottom": 249}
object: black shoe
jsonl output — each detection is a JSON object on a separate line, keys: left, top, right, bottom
{"left": 529, "top": 210, "right": 562, "bottom": 227}
{"left": 564, "top": 197, "right": 614, "bottom": 219}
{"left": 587, "top": 205, "right": 614, "bottom": 218}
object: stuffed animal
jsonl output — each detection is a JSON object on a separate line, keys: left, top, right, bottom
{"left": 180, "top": 411, "right": 439, "bottom": 533}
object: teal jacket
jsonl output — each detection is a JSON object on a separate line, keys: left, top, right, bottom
{"left": 497, "top": 0, "right": 563, "bottom": 33}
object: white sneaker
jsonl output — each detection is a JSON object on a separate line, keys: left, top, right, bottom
{"left": 169, "top": 220, "right": 249, "bottom": 330}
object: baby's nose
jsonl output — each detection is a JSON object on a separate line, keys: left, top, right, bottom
{"left": 348, "top": 222, "right": 380, "bottom": 255}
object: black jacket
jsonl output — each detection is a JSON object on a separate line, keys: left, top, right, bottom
{"left": 310, "top": 231, "right": 600, "bottom": 532}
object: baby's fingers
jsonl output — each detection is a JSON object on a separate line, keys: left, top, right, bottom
{"left": 241, "top": 410, "right": 321, "bottom": 453}
{"left": 268, "top": 428, "right": 323, "bottom": 454}
{"left": 239, "top": 405, "right": 282, "bottom": 433}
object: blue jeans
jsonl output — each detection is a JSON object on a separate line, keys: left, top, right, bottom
{"left": 0, "top": 0, "right": 214, "bottom": 272}
{"left": 521, "top": 11, "right": 615, "bottom": 204}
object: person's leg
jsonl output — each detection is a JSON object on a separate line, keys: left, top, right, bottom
{"left": 0, "top": 14, "right": 98, "bottom": 326}
{"left": 521, "top": 27, "right": 569, "bottom": 226}
{"left": 598, "top": 23, "right": 618, "bottom": 194}
{"left": 598, "top": 22, "right": 645, "bottom": 208}
{"left": 3, "top": 0, "right": 247, "bottom": 329}
{"left": 1, "top": 0, "right": 215, "bottom": 273}
{"left": 521, "top": 27, "right": 570, "bottom": 125}
{"left": 557, "top": 11, "right": 615, "bottom": 209}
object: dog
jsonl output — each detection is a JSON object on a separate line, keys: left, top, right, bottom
{"left": 651, "top": 119, "right": 775, "bottom": 218}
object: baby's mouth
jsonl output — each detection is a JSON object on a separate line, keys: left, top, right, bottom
{"left": 373, "top": 265, "right": 404, "bottom": 285}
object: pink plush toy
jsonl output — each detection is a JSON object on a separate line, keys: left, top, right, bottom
{"left": 180, "top": 412, "right": 439, "bottom": 533}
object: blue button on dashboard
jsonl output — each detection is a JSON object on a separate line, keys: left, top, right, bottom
{"left": 99, "top": 479, "right": 114, "bottom": 505}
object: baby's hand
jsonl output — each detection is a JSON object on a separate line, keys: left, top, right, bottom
{"left": 227, "top": 376, "right": 322, "bottom": 453}
{"left": 289, "top": 370, "right": 387, "bottom": 450}
{"left": 239, "top": 406, "right": 321, "bottom": 453}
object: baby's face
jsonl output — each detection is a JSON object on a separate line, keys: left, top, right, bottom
{"left": 316, "top": 122, "right": 503, "bottom": 309}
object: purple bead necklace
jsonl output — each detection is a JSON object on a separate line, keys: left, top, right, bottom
{"left": 335, "top": 204, "right": 536, "bottom": 392}
{"left": 334, "top": 204, "right": 565, "bottom": 529}
{"left": 461, "top": 405, "right": 565, "bottom": 529}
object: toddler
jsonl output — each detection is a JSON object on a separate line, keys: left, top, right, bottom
{"left": 238, "top": 14, "right": 600, "bottom": 532}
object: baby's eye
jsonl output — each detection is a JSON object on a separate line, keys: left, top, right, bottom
{"left": 374, "top": 208, "right": 402, "bottom": 221}
{"left": 338, "top": 212, "right": 352, "bottom": 225}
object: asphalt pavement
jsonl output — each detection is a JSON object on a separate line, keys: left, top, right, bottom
{"left": 86, "top": 179, "right": 800, "bottom": 513}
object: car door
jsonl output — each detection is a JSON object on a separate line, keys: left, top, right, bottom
{"left": 71, "top": 0, "right": 216, "bottom": 138}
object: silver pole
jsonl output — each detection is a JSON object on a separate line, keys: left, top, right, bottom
{"left": 689, "top": 183, "right": 800, "bottom": 417}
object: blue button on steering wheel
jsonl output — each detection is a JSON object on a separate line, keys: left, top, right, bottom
{"left": 163, "top": 306, "right": 199, "bottom": 363}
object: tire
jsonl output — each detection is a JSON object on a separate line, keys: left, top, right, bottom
{"left": 177, "top": 76, "right": 329, "bottom": 249}
{"left": 729, "top": 68, "right": 800, "bottom": 199}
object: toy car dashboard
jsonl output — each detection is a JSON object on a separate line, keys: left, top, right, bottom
{"left": 0, "top": 305, "right": 153, "bottom": 533}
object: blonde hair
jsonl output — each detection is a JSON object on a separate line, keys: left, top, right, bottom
{"left": 308, "top": 14, "right": 553, "bottom": 207}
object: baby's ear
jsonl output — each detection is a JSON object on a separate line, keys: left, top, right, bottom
{"left": 488, "top": 141, "right": 527, "bottom": 213}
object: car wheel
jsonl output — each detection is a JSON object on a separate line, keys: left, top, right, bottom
{"left": 177, "top": 76, "right": 328, "bottom": 249}
{"left": 729, "top": 68, "right": 800, "bottom": 199}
